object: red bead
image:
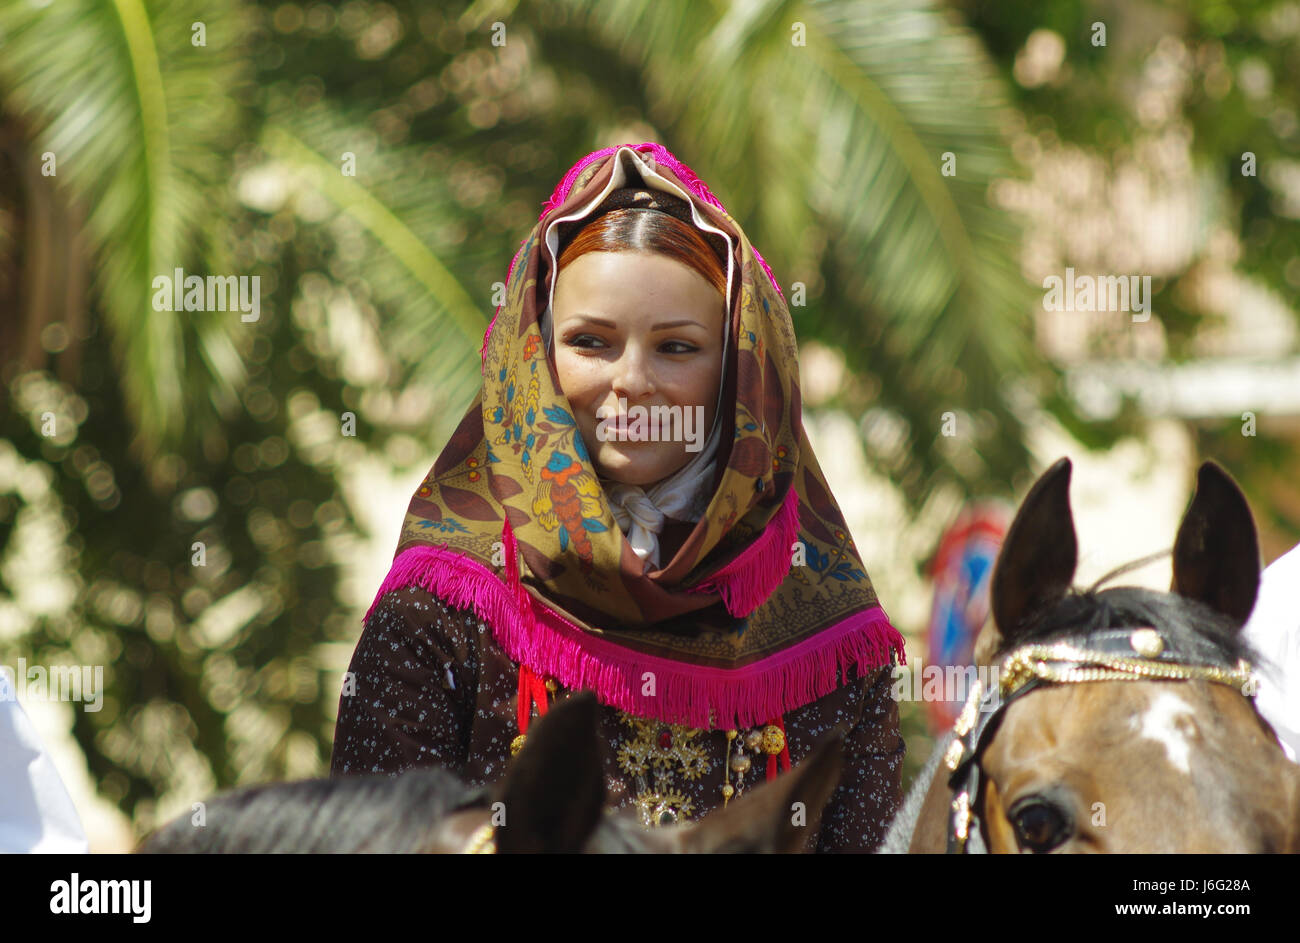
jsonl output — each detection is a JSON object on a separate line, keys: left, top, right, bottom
{"left": 658, "top": 730, "right": 672, "bottom": 749}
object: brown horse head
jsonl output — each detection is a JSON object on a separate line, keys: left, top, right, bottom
{"left": 908, "top": 458, "right": 1300, "bottom": 853}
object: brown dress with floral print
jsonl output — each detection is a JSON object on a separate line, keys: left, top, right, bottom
{"left": 329, "top": 584, "right": 905, "bottom": 852}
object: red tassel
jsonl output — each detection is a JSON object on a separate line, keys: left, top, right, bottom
{"left": 533, "top": 673, "right": 549, "bottom": 718}
{"left": 517, "top": 666, "right": 531, "bottom": 736}
{"left": 517, "top": 663, "right": 549, "bottom": 736}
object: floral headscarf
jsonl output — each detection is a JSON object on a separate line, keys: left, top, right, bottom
{"left": 366, "top": 143, "right": 904, "bottom": 728}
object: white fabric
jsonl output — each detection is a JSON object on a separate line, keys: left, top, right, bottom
{"left": 0, "top": 691, "right": 89, "bottom": 852}
{"left": 1242, "top": 542, "right": 1300, "bottom": 763}
{"left": 604, "top": 414, "right": 723, "bottom": 569}
{"left": 537, "top": 146, "right": 735, "bottom": 570}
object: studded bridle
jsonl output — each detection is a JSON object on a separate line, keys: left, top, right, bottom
{"left": 942, "top": 626, "right": 1256, "bottom": 854}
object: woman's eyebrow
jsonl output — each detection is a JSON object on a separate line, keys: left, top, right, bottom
{"left": 567, "top": 314, "right": 706, "bottom": 331}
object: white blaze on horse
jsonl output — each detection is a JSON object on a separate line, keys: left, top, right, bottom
{"left": 884, "top": 458, "right": 1300, "bottom": 854}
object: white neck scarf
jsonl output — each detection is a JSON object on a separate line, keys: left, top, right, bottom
{"left": 603, "top": 415, "right": 723, "bottom": 570}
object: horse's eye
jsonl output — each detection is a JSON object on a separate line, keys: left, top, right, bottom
{"left": 1009, "top": 799, "right": 1071, "bottom": 853}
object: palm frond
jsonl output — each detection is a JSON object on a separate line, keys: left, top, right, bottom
{"left": 0, "top": 0, "right": 251, "bottom": 456}
{"left": 560, "top": 0, "right": 1041, "bottom": 497}
{"left": 258, "top": 100, "right": 490, "bottom": 439}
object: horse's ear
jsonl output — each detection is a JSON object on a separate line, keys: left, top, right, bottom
{"left": 677, "top": 732, "right": 844, "bottom": 853}
{"left": 494, "top": 691, "right": 606, "bottom": 853}
{"left": 1171, "top": 461, "right": 1260, "bottom": 627}
{"left": 991, "top": 458, "right": 1078, "bottom": 640}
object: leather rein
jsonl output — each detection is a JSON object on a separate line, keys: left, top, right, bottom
{"left": 942, "top": 626, "right": 1256, "bottom": 854}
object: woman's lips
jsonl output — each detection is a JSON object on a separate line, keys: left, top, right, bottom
{"left": 601, "top": 415, "right": 668, "bottom": 437}
{"left": 608, "top": 420, "right": 662, "bottom": 434}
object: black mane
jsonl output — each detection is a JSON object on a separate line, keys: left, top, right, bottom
{"left": 995, "top": 584, "right": 1260, "bottom": 670}
{"left": 137, "top": 766, "right": 485, "bottom": 853}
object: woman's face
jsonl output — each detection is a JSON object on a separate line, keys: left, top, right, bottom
{"left": 552, "top": 251, "right": 726, "bottom": 487}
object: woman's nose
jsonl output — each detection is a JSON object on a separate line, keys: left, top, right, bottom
{"left": 612, "top": 347, "right": 656, "bottom": 399}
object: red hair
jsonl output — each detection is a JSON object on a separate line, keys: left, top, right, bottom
{"left": 556, "top": 208, "right": 727, "bottom": 299}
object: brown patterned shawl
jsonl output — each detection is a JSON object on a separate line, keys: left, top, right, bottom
{"left": 365, "top": 143, "right": 904, "bottom": 728}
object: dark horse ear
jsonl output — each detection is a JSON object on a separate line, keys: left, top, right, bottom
{"left": 991, "top": 458, "right": 1078, "bottom": 640}
{"left": 494, "top": 691, "right": 605, "bottom": 853}
{"left": 1171, "top": 461, "right": 1260, "bottom": 627}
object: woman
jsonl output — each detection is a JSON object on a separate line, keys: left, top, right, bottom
{"left": 330, "top": 143, "right": 906, "bottom": 851}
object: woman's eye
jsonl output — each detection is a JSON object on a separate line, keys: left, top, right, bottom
{"left": 1009, "top": 799, "right": 1071, "bottom": 853}
{"left": 562, "top": 335, "right": 698, "bottom": 354}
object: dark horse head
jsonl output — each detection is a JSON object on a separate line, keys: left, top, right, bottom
{"left": 136, "top": 692, "right": 844, "bottom": 853}
{"left": 902, "top": 458, "right": 1300, "bottom": 853}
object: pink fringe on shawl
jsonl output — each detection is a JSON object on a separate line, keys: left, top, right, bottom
{"left": 686, "top": 486, "right": 801, "bottom": 618}
{"left": 363, "top": 532, "right": 904, "bottom": 730}
{"left": 480, "top": 142, "right": 787, "bottom": 363}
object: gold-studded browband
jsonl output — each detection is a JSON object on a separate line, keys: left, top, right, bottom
{"left": 944, "top": 626, "right": 1258, "bottom": 854}
{"left": 996, "top": 629, "right": 1254, "bottom": 700}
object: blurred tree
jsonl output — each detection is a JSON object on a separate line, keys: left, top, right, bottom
{"left": 957, "top": 0, "right": 1300, "bottom": 548}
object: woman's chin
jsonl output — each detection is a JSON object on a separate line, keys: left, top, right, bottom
{"left": 593, "top": 444, "right": 688, "bottom": 486}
